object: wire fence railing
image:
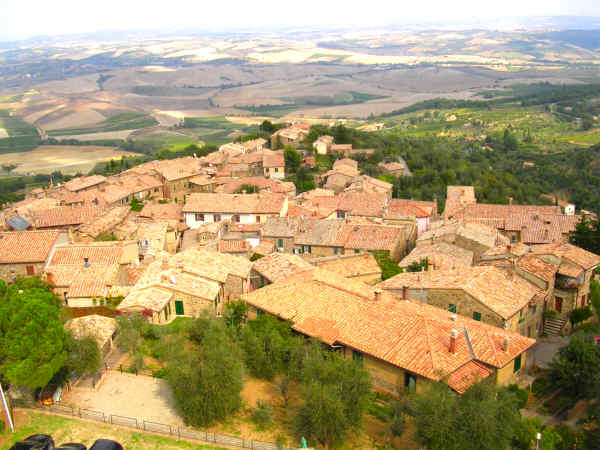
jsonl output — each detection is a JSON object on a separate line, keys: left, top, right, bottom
{"left": 11, "top": 399, "right": 294, "bottom": 450}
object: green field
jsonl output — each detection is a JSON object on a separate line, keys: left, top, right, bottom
{"left": 0, "top": 94, "right": 24, "bottom": 103}
{"left": 48, "top": 113, "right": 159, "bottom": 137}
{"left": 0, "top": 109, "right": 41, "bottom": 153}
{"left": 181, "top": 116, "right": 259, "bottom": 145}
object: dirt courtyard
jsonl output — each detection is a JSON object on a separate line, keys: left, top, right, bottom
{"left": 0, "top": 145, "right": 138, "bottom": 175}
{"left": 63, "top": 371, "right": 184, "bottom": 426}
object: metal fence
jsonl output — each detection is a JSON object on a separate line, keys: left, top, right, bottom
{"left": 11, "top": 399, "right": 294, "bottom": 450}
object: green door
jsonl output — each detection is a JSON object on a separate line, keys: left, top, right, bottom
{"left": 175, "top": 301, "right": 184, "bottom": 315}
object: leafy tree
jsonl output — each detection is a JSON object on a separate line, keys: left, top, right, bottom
{"left": 115, "top": 315, "right": 146, "bottom": 353}
{"left": 294, "top": 166, "right": 315, "bottom": 192}
{"left": 511, "top": 417, "right": 541, "bottom": 450}
{"left": 570, "top": 216, "right": 600, "bottom": 255}
{"left": 389, "top": 399, "right": 406, "bottom": 440}
{"left": 540, "top": 427, "right": 562, "bottom": 450}
{"left": 284, "top": 146, "right": 302, "bottom": 174}
{"left": 129, "top": 196, "right": 143, "bottom": 212}
{"left": 167, "top": 313, "right": 244, "bottom": 426}
{"left": 409, "top": 380, "right": 522, "bottom": 450}
{"left": 503, "top": 128, "right": 518, "bottom": 152}
{"left": 0, "top": 279, "right": 68, "bottom": 389}
{"left": 373, "top": 250, "right": 403, "bottom": 280}
{"left": 241, "top": 315, "right": 299, "bottom": 380}
{"left": 570, "top": 306, "right": 593, "bottom": 327}
{"left": 295, "top": 343, "right": 372, "bottom": 448}
{"left": 65, "top": 335, "right": 101, "bottom": 377}
{"left": 549, "top": 334, "right": 600, "bottom": 399}
{"left": 223, "top": 300, "right": 247, "bottom": 334}
{"left": 406, "top": 258, "right": 429, "bottom": 272}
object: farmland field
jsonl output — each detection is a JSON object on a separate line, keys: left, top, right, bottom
{"left": 47, "top": 113, "right": 159, "bottom": 137}
{"left": 0, "top": 145, "right": 139, "bottom": 175}
{"left": 0, "top": 109, "right": 41, "bottom": 152}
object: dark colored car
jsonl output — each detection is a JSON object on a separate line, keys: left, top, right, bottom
{"left": 10, "top": 434, "right": 55, "bottom": 450}
{"left": 56, "top": 445, "right": 86, "bottom": 450}
{"left": 88, "top": 440, "right": 123, "bottom": 450}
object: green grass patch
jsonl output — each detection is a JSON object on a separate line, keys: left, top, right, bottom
{"left": 559, "top": 130, "right": 600, "bottom": 145}
{"left": 48, "top": 113, "right": 159, "bottom": 136}
{"left": 0, "top": 93, "right": 24, "bottom": 103}
{"left": 0, "top": 109, "right": 41, "bottom": 153}
{"left": 2, "top": 411, "right": 224, "bottom": 449}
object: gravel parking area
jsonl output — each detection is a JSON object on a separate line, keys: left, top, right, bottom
{"left": 64, "top": 371, "right": 184, "bottom": 426}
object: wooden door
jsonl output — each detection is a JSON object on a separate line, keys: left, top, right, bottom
{"left": 554, "top": 297, "right": 563, "bottom": 313}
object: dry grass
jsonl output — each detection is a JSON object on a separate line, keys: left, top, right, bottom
{"left": 51, "top": 129, "right": 136, "bottom": 141}
{"left": 0, "top": 146, "right": 138, "bottom": 175}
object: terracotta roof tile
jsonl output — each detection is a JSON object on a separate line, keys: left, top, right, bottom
{"left": 0, "top": 230, "right": 60, "bottom": 263}
{"left": 380, "top": 266, "right": 541, "bottom": 319}
{"left": 183, "top": 192, "right": 286, "bottom": 215}
{"left": 242, "top": 269, "right": 534, "bottom": 391}
{"left": 531, "top": 242, "right": 600, "bottom": 270}
{"left": 252, "top": 253, "right": 314, "bottom": 283}
{"left": 310, "top": 253, "right": 382, "bottom": 279}
{"left": 64, "top": 175, "right": 107, "bottom": 192}
{"left": 32, "top": 205, "right": 106, "bottom": 228}
{"left": 118, "top": 287, "right": 174, "bottom": 312}
{"left": 400, "top": 242, "right": 474, "bottom": 270}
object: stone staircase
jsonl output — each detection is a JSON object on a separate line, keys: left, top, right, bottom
{"left": 544, "top": 316, "right": 568, "bottom": 336}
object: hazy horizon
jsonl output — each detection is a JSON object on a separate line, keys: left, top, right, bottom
{"left": 2, "top": 0, "right": 600, "bottom": 42}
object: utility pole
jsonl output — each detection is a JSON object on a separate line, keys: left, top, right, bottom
{"left": 0, "top": 383, "right": 15, "bottom": 432}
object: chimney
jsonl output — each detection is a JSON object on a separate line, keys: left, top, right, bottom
{"left": 449, "top": 329, "right": 459, "bottom": 353}
{"left": 402, "top": 286, "right": 408, "bottom": 300}
{"left": 84, "top": 257, "right": 89, "bottom": 268}
{"left": 374, "top": 288, "right": 382, "bottom": 301}
{"left": 502, "top": 337, "right": 510, "bottom": 352}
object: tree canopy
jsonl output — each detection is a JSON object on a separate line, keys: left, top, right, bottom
{"left": 0, "top": 278, "right": 68, "bottom": 389}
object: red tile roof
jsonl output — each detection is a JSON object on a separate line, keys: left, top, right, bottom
{"left": 64, "top": 175, "right": 107, "bottom": 192}
{"left": 380, "top": 266, "right": 542, "bottom": 319}
{"left": 242, "top": 269, "right": 535, "bottom": 392}
{"left": 0, "top": 231, "right": 60, "bottom": 263}
{"left": 183, "top": 193, "right": 286, "bottom": 215}
{"left": 32, "top": 205, "right": 106, "bottom": 228}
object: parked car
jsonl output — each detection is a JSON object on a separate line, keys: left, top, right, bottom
{"left": 89, "top": 440, "right": 123, "bottom": 450}
{"left": 10, "top": 434, "right": 54, "bottom": 450}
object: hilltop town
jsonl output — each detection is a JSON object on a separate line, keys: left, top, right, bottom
{"left": 2, "top": 120, "right": 600, "bottom": 449}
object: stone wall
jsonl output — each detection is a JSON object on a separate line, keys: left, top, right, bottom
{"left": 0, "top": 262, "right": 46, "bottom": 281}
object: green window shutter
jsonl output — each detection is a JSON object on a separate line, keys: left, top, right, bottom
{"left": 473, "top": 311, "right": 481, "bottom": 321}
{"left": 175, "top": 301, "right": 184, "bottom": 315}
{"left": 449, "top": 304, "right": 456, "bottom": 313}
{"left": 354, "top": 249, "right": 360, "bottom": 254}
{"left": 278, "top": 239, "right": 283, "bottom": 248}
{"left": 513, "top": 354, "right": 522, "bottom": 373}
{"left": 352, "top": 350, "right": 363, "bottom": 363}
{"left": 334, "top": 247, "right": 339, "bottom": 255}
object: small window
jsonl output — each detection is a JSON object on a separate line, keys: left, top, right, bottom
{"left": 519, "top": 309, "right": 523, "bottom": 318}
{"left": 195, "top": 213, "right": 204, "bottom": 221}
{"left": 513, "top": 354, "right": 522, "bottom": 373}
{"left": 352, "top": 350, "right": 363, "bottom": 363}
{"left": 532, "top": 305, "right": 537, "bottom": 314}
{"left": 214, "top": 214, "right": 221, "bottom": 222}
{"left": 256, "top": 215, "right": 261, "bottom": 223}
{"left": 26, "top": 265, "right": 34, "bottom": 275}
{"left": 448, "top": 304, "right": 456, "bottom": 313}
{"left": 473, "top": 311, "right": 482, "bottom": 321}
{"left": 233, "top": 215, "right": 240, "bottom": 223}
{"left": 354, "top": 249, "right": 360, "bottom": 254}
{"left": 303, "top": 245, "right": 312, "bottom": 254}
{"left": 173, "top": 185, "right": 176, "bottom": 191}
{"left": 337, "top": 210, "right": 346, "bottom": 219}
{"left": 274, "top": 167, "right": 279, "bottom": 172}
{"left": 278, "top": 239, "right": 283, "bottom": 248}
{"left": 334, "top": 247, "right": 339, "bottom": 255}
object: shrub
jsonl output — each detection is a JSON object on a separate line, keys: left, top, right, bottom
{"left": 251, "top": 401, "right": 273, "bottom": 429}
{"left": 503, "top": 384, "right": 529, "bottom": 409}
{"left": 152, "top": 368, "right": 168, "bottom": 379}
{"left": 531, "top": 377, "right": 549, "bottom": 396}
{"left": 570, "top": 306, "right": 593, "bottom": 327}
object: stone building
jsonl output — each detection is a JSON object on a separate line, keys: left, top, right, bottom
{"left": 0, "top": 230, "right": 60, "bottom": 280}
